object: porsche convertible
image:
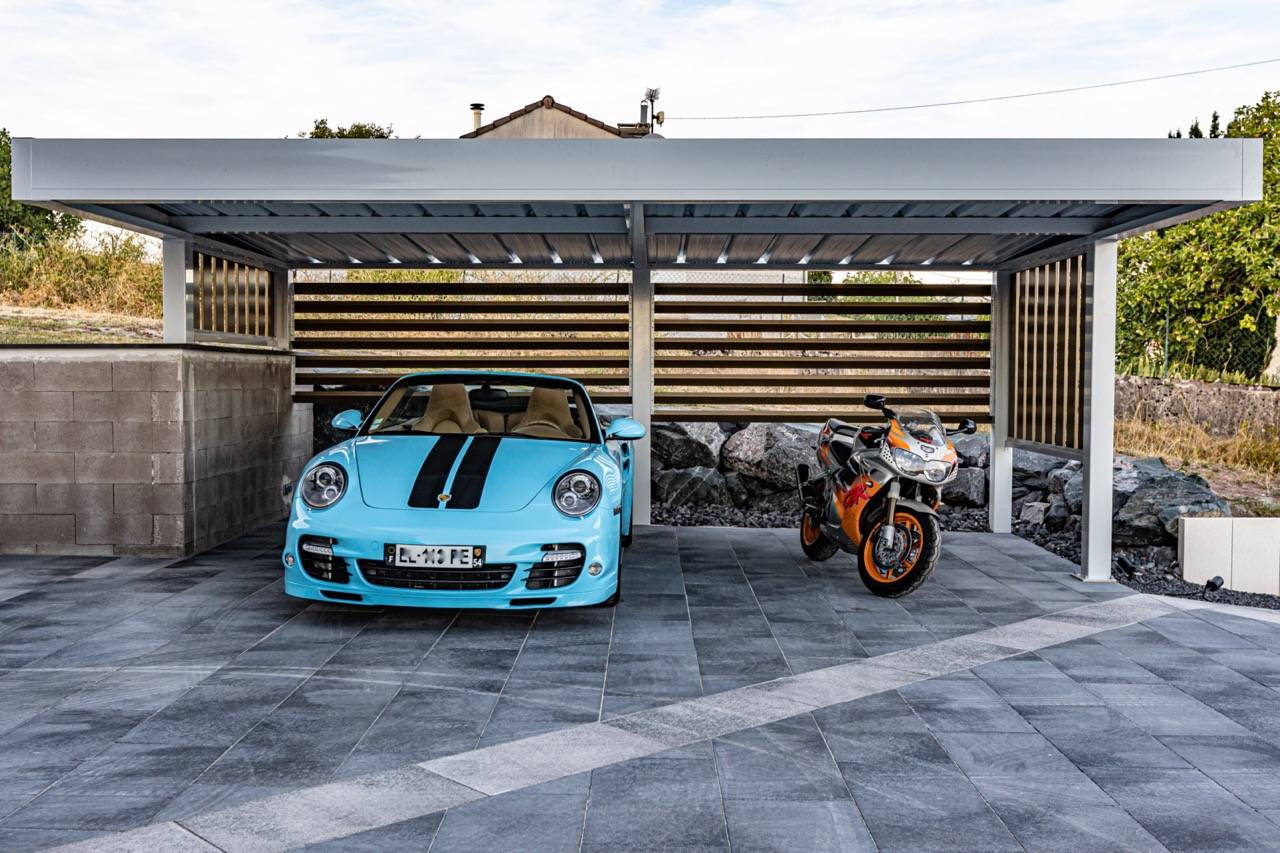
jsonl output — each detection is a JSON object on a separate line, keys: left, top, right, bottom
{"left": 282, "top": 372, "right": 645, "bottom": 609}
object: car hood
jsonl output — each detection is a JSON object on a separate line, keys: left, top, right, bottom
{"left": 353, "top": 434, "right": 595, "bottom": 511}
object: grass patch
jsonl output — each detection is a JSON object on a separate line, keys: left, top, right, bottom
{"left": 1115, "top": 417, "right": 1280, "bottom": 477}
{"left": 0, "top": 307, "right": 160, "bottom": 344}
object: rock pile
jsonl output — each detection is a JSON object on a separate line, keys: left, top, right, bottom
{"left": 648, "top": 421, "right": 1233, "bottom": 578}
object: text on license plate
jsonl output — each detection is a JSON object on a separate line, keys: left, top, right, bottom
{"left": 388, "top": 544, "right": 483, "bottom": 569}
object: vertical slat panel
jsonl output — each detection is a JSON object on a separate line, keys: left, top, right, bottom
{"left": 1008, "top": 253, "right": 1087, "bottom": 452}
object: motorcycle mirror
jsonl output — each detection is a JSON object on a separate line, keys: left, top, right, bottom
{"left": 863, "top": 393, "right": 887, "bottom": 411}
{"left": 958, "top": 418, "right": 977, "bottom": 435}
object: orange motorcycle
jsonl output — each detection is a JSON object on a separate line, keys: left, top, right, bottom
{"left": 797, "top": 394, "right": 975, "bottom": 597}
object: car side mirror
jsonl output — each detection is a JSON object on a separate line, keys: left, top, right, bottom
{"left": 959, "top": 418, "right": 977, "bottom": 435}
{"left": 330, "top": 409, "right": 363, "bottom": 432}
{"left": 863, "top": 393, "right": 887, "bottom": 411}
{"left": 605, "top": 417, "right": 646, "bottom": 441}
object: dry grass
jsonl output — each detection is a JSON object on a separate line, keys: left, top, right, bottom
{"left": 0, "top": 305, "right": 160, "bottom": 344}
{"left": 1115, "top": 417, "right": 1280, "bottom": 477}
{"left": 0, "top": 231, "right": 161, "bottom": 317}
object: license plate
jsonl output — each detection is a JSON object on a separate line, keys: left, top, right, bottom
{"left": 386, "top": 544, "right": 483, "bottom": 569}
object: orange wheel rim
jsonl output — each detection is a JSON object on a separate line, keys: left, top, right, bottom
{"left": 861, "top": 512, "right": 924, "bottom": 583}
{"left": 801, "top": 514, "right": 822, "bottom": 546}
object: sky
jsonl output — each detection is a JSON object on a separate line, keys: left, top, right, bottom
{"left": 2, "top": 0, "right": 1278, "bottom": 141}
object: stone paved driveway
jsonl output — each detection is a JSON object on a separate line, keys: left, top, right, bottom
{"left": 2, "top": 527, "right": 1280, "bottom": 851}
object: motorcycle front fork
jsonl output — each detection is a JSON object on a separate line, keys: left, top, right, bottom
{"left": 879, "top": 480, "right": 901, "bottom": 550}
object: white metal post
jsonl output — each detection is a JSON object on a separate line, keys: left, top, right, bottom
{"left": 629, "top": 203, "right": 653, "bottom": 525}
{"left": 271, "top": 265, "right": 292, "bottom": 350}
{"left": 988, "top": 270, "right": 1013, "bottom": 533}
{"left": 1078, "top": 238, "right": 1117, "bottom": 581}
{"left": 162, "top": 237, "right": 194, "bottom": 343}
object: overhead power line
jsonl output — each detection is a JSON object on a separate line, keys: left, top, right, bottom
{"left": 666, "top": 57, "right": 1280, "bottom": 121}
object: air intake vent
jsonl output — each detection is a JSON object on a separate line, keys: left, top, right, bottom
{"left": 526, "top": 543, "right": 585, "bottom": 590}
{"left": 299, "top": 536, "right": 349, "bottom": 584}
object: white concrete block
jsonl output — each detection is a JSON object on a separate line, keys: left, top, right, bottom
{"left": 1229, "top": 518, "right": 1280, "bottom": 596}
{"left": 1179, "top": 517, "right": 1233, "bottom": 587}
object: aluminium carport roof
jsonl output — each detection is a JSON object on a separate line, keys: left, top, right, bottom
{"left": 9, "top": 137, "right": 1263, "bottom": 270}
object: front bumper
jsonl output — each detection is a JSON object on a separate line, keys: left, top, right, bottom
{"left": 281, "top": 500, "right": 620, "bottom": 610}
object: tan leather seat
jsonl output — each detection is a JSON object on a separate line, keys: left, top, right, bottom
{"left": 415, "top": 384, "right": 485, "bottom": 434}
{"left": 511, "top": 387, "right": 583, "bottom": 439}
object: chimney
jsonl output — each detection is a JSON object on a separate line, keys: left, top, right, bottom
{"left": 470, "top": 103, "right": 485, "bottom": 130}
{"left": 639, "top": 101, "right": 650, "bottom": 125}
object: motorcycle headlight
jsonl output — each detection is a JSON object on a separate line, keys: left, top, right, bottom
{"left": 554, "top": 471, "right": 600, "bottom": 517}
{"left": 300, "top": 463, "right": 347, "bottom": 509}
{"left": 924, "top": 460, "right": 955, "bottom": 483}
{"left": 890, "top": 447, "right": 927, "bottom": 474}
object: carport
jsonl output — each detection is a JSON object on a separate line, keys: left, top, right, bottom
{"left": 9, "top": 136, "right": 1263, "bottom": 577}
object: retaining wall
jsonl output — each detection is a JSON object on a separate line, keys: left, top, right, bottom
{"left": 0, "top": 346, "right": 311, "bottom": 557}
{"left": 1116, "top": 375, "right": 1280, "bottom": 437}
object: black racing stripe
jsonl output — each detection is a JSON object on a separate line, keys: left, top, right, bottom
{"left": 446, "top": 436, "right": 502, "bottom": 510}
{"left": 407, "top": 435, "right": 467, "bottom": 508}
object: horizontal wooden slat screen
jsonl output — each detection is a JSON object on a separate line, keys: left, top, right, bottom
{"left": 291, "top": 276, "right": 630, "bottom": 405}
{"left": 291, "top": 274, "right": 991, "bottom": 425}
{"left": 193, "top": 251, "right": 275, "bottom": 341}
{"left": 651, "top": 278, "right": 991, "bottom": 424}
{"left": 1010, "top": 256, "right": 1085, "bottom": 450}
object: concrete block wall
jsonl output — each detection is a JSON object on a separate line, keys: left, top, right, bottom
{"left": 0, "top": 346, "right": 312, "bottom": 557}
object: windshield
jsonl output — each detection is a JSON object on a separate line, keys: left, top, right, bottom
{"left": 365, "top": 378, "right": 598, "bottom": 442}
{"left": 894, "top": 407, "right": 947, "bottom": 447}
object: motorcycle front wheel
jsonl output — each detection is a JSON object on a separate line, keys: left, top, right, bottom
{"left": 800, "top": 511, "right": 839, "bottom": 561}
{"left": 857, "top": 508, "right": 940, "bottom": 597}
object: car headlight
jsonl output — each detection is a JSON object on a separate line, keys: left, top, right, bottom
{"left": 300, "top": 463, "right": 347, "bottom": 509}
{"left": 554, "top": 471, "right": 600, "bottom": 517}
{"left": 890, "top": 447, "right": 927, "bottom": 474}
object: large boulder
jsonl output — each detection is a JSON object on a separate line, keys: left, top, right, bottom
{"left": 1013, "top": 449, "right": 1060, "bottom": 488}
{"left": 942, "top": 467, "right": 987, "bottom": 508}
{"left": 951, "top": 434, "right": 990, "bottom": 469}
{"left": 652, "top": 466, "right": 733, "bottom": 508}
{"left": 1112, "top": 462, "right": 1231, "bottom": 545}
{"left": 720, "top": 423, "right": 816, "bottom": 491}
{"left": 651, "top": 422, "right": 726, "bottom": 470}
{"left": 1047, "top": 463, "right": 1084, "bottom": 514}
{"left": 1020, "top": 501, "right": 1050, "bottom": 525}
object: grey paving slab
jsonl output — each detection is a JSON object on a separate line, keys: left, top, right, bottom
{"left": 1090, "top": 766, "right": 1280, "bottom": 852}
{"left": 181, "top": 766, "right": 480, "bottom": 852}
{"left": 12, "top": 526, "right": 1280, "bottom": 852}
{"left": 580, "top": 753, "right": 728, "bottom": 853}
{"left": 712, "top": 715, "right": 848, "bottom": 801}
{"left": 722, "top": 799, "right": 876, "bottom": 853}
{"left": 421, "top": 722, "right": 665, "bottom": 795}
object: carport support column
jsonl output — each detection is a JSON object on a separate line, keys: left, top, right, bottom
{"left": 630, "top": 203, "right": 653, "bottom": 526}
{"left": 162, "top": 236, "right": 194, "bottom": 343}
{"left": 988, "top": 271, "right": 1013, "bottom": 533}
{"left": 1078, "top": 238, "right": 1117, "bottom": 581}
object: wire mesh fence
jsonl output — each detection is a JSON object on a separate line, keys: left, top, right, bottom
{"left": 1120, "top": 306, "right": 1280, "bottom": 387}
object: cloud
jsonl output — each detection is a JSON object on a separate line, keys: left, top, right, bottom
{"left": 1, "top": 0, "right": 1277, "bottom": 139}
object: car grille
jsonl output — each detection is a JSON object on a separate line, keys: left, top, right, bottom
{"left": 357, "top": 559, "right": 516, "bottom": 591}
{"left": 526, "top": 545, "right": 585, "bottom": 590}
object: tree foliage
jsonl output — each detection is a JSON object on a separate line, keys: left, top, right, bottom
{"left": 300, "top": 119, "right": 394, "bottom": 138}
{"left": 1, "top": 129, "right": 81, "bottom": 244}
{"left": 1120, "top": 91, "right": 1280, "bottom": 378}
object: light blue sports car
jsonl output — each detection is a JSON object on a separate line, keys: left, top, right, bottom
{"left": 282, "top": 372, "right": 646, "bottom": 610}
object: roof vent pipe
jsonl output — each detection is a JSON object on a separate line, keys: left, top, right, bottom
{"left": 639, "top": 101, "right": 649, "bottom": 125}
{"left": 470, "top": 103, "right": 485, "bottom": 130}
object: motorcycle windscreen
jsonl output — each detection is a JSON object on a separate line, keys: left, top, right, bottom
{"left": 894, "top": 408, "right": 947, "bottom": 448}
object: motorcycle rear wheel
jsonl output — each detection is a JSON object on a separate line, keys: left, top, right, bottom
{"left": 800, "top": 512, "right": 839, "bottom": 561}
{"left": 857, "top": 508, "right": 940, "bottom": 597}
